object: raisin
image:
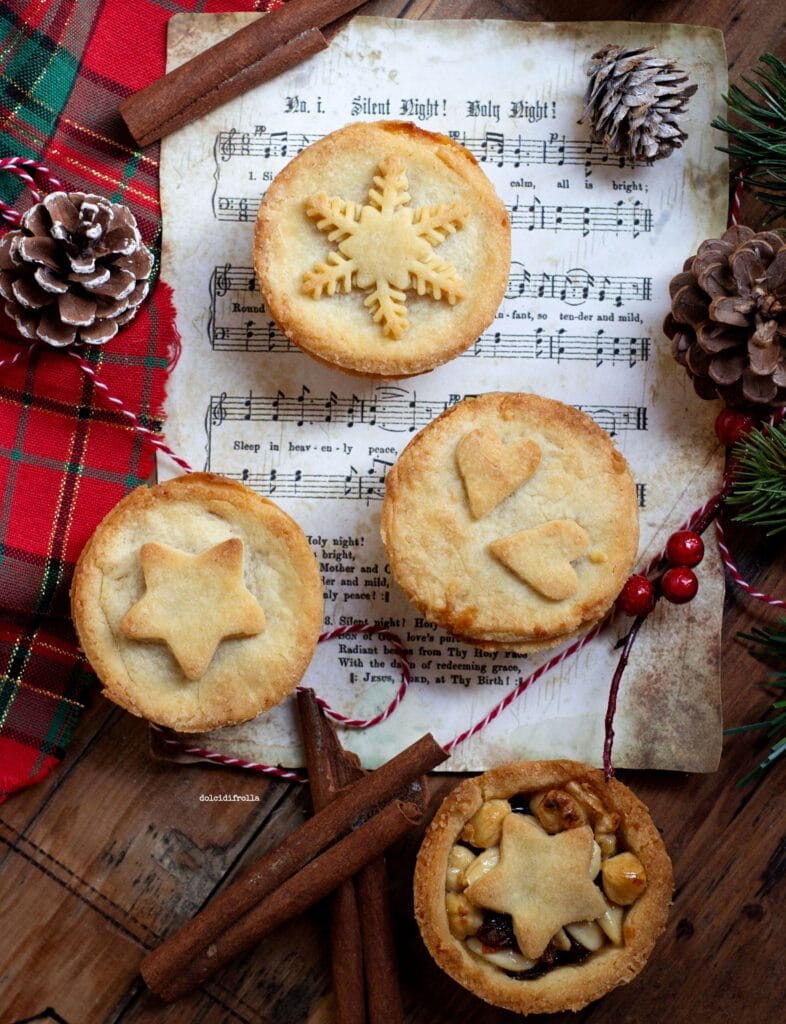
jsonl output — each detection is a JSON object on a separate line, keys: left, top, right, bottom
{"left": 508, "top": 792, "right": 532, "bottom": 815}
{"left": 476, "top": 912, "right": 517, "bottom": 949}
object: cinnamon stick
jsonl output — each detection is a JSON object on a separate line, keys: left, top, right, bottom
{"left": 357, "top": 858, "right": 405, "bottom": 1024}
{"left": 150, "top": 798, "right": 423, "bottom": 1001}
{"left": 298, "top": 690, "right": 411, "bottom": 1024}
{"left": 298, "top": 690, "right": 366, "bottom": 1024}
{"left": 119, "top": 0, "right": 368, "bottom": 146}
{"left": 141, "top": 732, "right": 446, "bottom": 998}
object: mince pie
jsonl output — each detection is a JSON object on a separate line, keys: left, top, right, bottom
{"left": 414, "top": 761, "right": 672, "bottom": 1014}
{"left": 381, "top": 393, "right": 639, "bottom": 651}
{"left": 71, "top": 473, "right": 323, "bottom": 732}
{"left": 254, "top": 121, "right": 510, "bottom": 378}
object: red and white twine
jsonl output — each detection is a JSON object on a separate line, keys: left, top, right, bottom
{"left": 715, "top": 519, "right": 786, "bottom": 608}
{"left": 0, "top": 157, "right": 61, "bottom": 225}
{"left": 150, "top": 624, "right": 412, "bottom": 782}
{"left": 307, "top": 624, "right": 410, "bottom": 728}
{"left": 1, "top": 158, "right": 784, "bottom": 779}
{"left": 443, "top": 618, "right": 607, "bottom": 752}
{"left": 67, "top": 350, "right": 194, "bottom": 473}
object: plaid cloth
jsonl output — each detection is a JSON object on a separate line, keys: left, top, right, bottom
{"left": 0, "top": 0, "right": 274, "bottom": 802}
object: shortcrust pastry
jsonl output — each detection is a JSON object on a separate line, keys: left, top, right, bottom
{"left": 71, "top": 473, "right": 323, "bottom": 732}
{"left": 381, "top": 392, "right": 639, "bottom": 650}
{"left": 254, "top": 121, "right": 511, "bottom": 378}
{"left": 414, "top": 761, "right": 673, "bottom": 1014}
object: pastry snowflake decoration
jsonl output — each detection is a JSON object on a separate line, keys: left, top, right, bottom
{"left": 302, "top": 156, "right": 469, "bottom": 339}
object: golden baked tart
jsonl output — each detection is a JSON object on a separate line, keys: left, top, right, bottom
{"left": 381, "top": 392, "right": 639, "bottom": 651}
{"left": 71, "top": 473, "right": 322, "bottom": 732}
{"left": 254, "top": 121, "right": 511, "bottom": 378}
{"left": 414, "top": 761, "right": 673, "bottom": 1014}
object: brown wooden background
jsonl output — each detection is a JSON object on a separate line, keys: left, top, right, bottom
{"left": 2, "top": 2, "right": 785, "bottom": 1022}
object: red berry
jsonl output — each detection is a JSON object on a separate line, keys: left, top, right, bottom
{"left": 666, "top": 530, "right": 704, "bottom": 568}
{"left": 661, "top": 566, "right": 698, "bottom": 604}
{"left": 715, "top": 409, "right": 756, "bottom": 447}
{"left": 617, "top": 575, "right": 655, "bottom": 617}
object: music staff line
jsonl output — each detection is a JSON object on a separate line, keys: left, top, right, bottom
{"left": 209, "top": 262, "right": 652, "bottom": 306}
{"left": 210, "top": 321, "right": 650, "bottom": 367}
{"left": 213, "top": 468, "right": 648, "bottom": 508}
{"left": 213, "top": 194, "right": 652, "bottom": 236}
{"left": 206, "top": 388, "right": 648, "bottom": 436}
{"left": 214, "top": 127, "right": 635, "bottom": 171}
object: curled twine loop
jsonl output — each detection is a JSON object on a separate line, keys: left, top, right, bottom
{"left": 1, "top": 163, "right": 781, "bottom": 779}
{"left": 0, "top": 156, "right": 62, "bottom": 225}
{"left": 152, "top": 624, "right": 412, "bottom": 783}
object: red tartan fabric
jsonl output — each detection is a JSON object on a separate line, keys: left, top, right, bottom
{"left": 0, "top": 0, "right": 272, "bottom": 802}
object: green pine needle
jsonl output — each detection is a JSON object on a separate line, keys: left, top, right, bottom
{"left": 726, "top": 422, "right": 786, "bottom": 536}
{"left": 712, "top": 52, "right": 786, "bottom": 222}
{"left": 726, "top": 620, "right": 786, "bottom": 785}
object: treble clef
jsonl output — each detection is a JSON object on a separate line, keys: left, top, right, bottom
{"left": 211, "top": 392, "right": 228, "bottom": 427}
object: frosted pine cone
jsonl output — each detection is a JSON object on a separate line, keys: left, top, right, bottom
{"left": 664, "top": 225, "right": 786, "bottom": 408}
{"left": 0, "top": 191, "right": 152, "bottom": 346}
{"left": 582, "top": 44, "right": 697, "bottom": 161}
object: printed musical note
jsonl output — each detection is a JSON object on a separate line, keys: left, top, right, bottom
{"left": 505, "top": 264, "right": 651, "bottom": 305}
{"left": 479, "top": 131, "right": 505, "bottom": 167}
{"left": 207, "top": 264, "right": 652, "bottom": 365}
{"left": 220, "top": 466, "right": 393, "bottom": 505}
{"left": 464, "top": 331, "right": 650, "bottom": 365}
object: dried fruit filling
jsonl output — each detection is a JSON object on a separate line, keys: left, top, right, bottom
{"left": 444, "top": 786, "right": 648, "bottom": 977}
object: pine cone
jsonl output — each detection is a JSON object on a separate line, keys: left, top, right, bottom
{"left": 664, "top": 225, "right": 786, "bottom": 408}
{"left": 0, "top": 191, "right": 152, "bottom": 347}
{"left": 582, "top": 45, "right": 698, "bottom": 162}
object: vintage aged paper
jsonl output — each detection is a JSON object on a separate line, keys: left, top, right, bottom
{"left": 159, "top": 16, "right": 728, "bottom": 772}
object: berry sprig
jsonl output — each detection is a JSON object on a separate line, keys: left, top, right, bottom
{"left": 602, "top": 474, "right": 736, "bottom": 781}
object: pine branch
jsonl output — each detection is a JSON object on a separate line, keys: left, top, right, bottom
{"left": 712, "top": 52, "right": 786, "bottom": 222}
{"left": 725, "top": 620, "right": 786, "bottom": 785}
{"left": 726, "top": 422, "right": 786, "bottom": 536}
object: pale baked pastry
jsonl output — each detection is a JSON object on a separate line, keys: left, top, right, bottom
{"left": 254, "top": 121, "right": 511, "bottom": 378}
{"left": 414, "top": 761, "right": 673, "bottom": 1014}
{"left": 381, "top": 393, "right": 639, "bottom": 650}
{"left": 71, "top": 473, "right": 323, "bottom": 731}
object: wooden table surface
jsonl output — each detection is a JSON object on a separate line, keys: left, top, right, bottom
{"left": 2, "top": 2, "right": 785, "bottom": 1022}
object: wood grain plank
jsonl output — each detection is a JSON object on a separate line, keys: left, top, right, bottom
{"left": 0, "top": 852, "right": 143, "bottom": 1021}
{"left": 1, "top": 711, "right": 295, "bottom": 948}
{"left": 0, "top": 698, "right": 116, "bottom": 866}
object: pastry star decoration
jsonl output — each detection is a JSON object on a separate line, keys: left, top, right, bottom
{"left": 465, "top": 814, "right": 607, "bottom": 961}
{"left": 120, "top": 539, "right": 266, "bottom": 681}
{"left": 302, "top": 156, "right": 469, "bottom": 339}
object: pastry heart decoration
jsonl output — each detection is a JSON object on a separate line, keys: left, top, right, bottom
{"left": 490, "top": 521, "right": 590, "bottom": 601}
{"left": 456, "top": 427, "right": 590, "bottom": 601}
{"left": 456, "top": 427, "right": 542, "bottom": 518}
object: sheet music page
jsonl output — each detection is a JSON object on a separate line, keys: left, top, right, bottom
{"left": 160, "top": 16, "right": 728, "bottom": 771}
